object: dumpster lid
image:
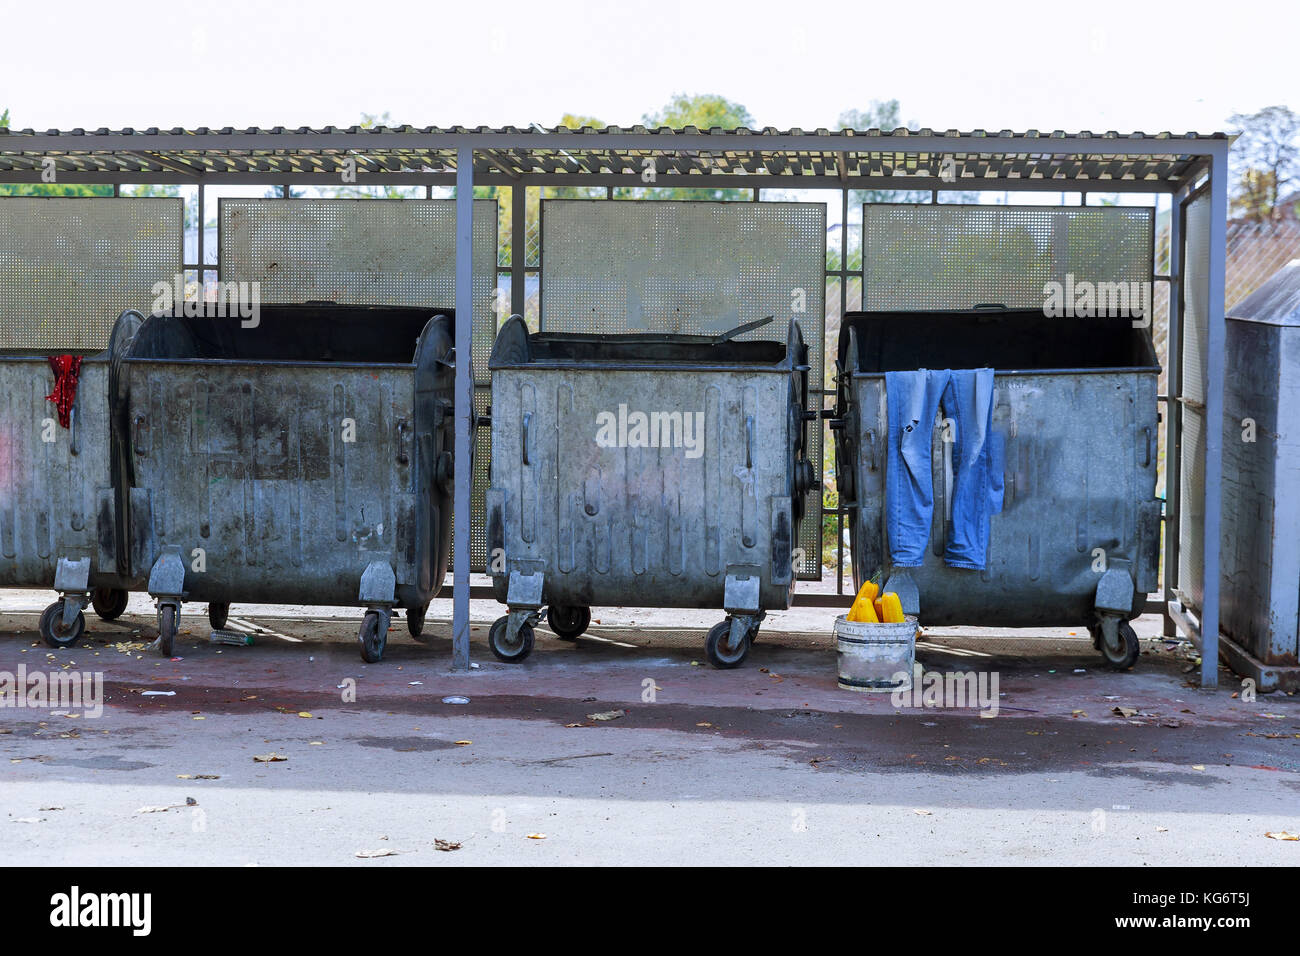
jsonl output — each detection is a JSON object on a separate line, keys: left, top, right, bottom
{"left": 490, "top": 315, "right": 800, "bottom": 370}
{"left": 1227, "top": 260, "right": 1300, "bottom": 328}
{"left": 127, "top": 303, "right": 453, "bottom": 365}
{"left": 840, "top": 307, "right": 1159, "bottom": 373}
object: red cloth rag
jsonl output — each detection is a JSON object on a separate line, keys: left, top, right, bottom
{"left": 46, "top": 355, "right": 82, "bottom": 428}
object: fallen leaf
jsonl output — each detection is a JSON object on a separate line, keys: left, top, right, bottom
{"left": 1071, "top": 710, "right": 1087, "bottom": 718}
{"left": 355, "top": 848, "right": 399, "bottom": 858}
{"left": 526, "top": 833, "right": 547, "bottom": 840}
{"left": 1112, "top": 706, "right": 1138, "bottom": 718}
{"left": 695, "top": 722, "right": 713, "bottom": 728}
{"left": 434, "top": 839, "right": 462, "bottom": 852}
{"left": 253, "top": 752, "right": 287, "bottom": 763}
{"left": 564, "top": 723, "right": 585, "bottom": 728}
{"left": 298, "top": 712, "right": 314, "bottom": 719}
{"left": 586, "top": 710, "right": 626, "bottom": 721}
{"left": 913, "top": 809, "right": 932, "bottom": 816}
{"left": 1192, "top": 764, "right": 1206, "bottom": 771}
{"left": 1266, "top": 831, "right": 1299, "bottom": 841}
{"left": 453, "top": 740, "right": 472, "bottom": 746}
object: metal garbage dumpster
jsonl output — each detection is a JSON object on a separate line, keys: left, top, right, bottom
{"left": 833, "top": 308, "right": 1161, "bottom": 668}
{"left": 485, "top": 314, "right": 816, "bottom": 668}
{"left": 0, "top": 311, "right": 145, "bottom": 647}
{"left": 1219, "top": 260, "right": 1300, "bottom": 692}
{"left": 116, "top": 303, "right": 459, "bottom": 661}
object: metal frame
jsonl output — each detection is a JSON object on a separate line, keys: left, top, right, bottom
{"left": 0, "top": 127, "right": 1230, "bottom": 686}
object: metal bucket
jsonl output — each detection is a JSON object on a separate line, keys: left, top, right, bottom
{"left": 834, "top": 614, "right": 917, "bottom": 693}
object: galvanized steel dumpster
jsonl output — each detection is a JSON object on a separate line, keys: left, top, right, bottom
{"left": 117, "top": 304, "right": 458, "bottom": 661}
{"left": 485, "top": 314, "right": 816, "bottom": 668}
{"left": 1220, "top": 260, "right": 1300, "bottom": 692}
{"left": 834, "top": 308, "right": 1161, "bottom": 668}
{"left": 0, "top": 311, "right": 145, "bottom": 647}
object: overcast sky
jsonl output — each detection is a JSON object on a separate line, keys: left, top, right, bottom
{"left": 3, "top": 0, "right": 1296, "bottom": 134}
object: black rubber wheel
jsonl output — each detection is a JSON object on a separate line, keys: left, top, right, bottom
{"left": 705, "top": 619, "right": 750, "bottom": 669}
{"left": 406, "top": 603, "right": 430, "bottom": 642}
{"left": 91, "top": 587, "right": 128, "bottom": 621}
{"left": 157, "top": 604, "right": 178, "bottom": 657}
{"left": 359, "top": 611, "right": 387, "bottom": 663}
{"left": 208, "top": 601, "right": 230, "bottom": 630}
{"left": 39, "top": 599, "right": 85, "bottom": 649}
{"left": 488, "top": 615, "right": 534, "bottom": 663}
{"left": 547, "top": 604, "right": 590, "bottom": 640}
{"left": 1099, "top": 620, "right": 1140, "bottom": 670}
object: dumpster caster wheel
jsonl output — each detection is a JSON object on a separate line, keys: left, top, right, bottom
{"left": 489, "top": 615, "right": 534, "bottom": 663}
{"left": 359, "top": 611, "right": 387, "bottom": 663}
{"left": 208, "top": 601, "right": 230, "bottom": 630}
{"left": 91, "top": 587, "right": 128, "bottom": 621}
{"left": 705, "top": 619, "right": 750, "bottom": 669}
{"left": 1098, "top": 620, "right": 1140, "bottom": 670}
{"left": 156, "top": 604, "right": 178, "bottom": 657}
{"left": 406, "top": 604, "right": 430, "bottom": 642}
{"left": 39, "top": 600, "right": 85, "bottom": 649}
{"left": 547, "top": 605, "right": 590, "bottom": 641}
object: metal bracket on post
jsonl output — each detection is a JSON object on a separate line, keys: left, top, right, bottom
{"left": 147, "top": 546, "right": 187, "bottom": 600}
{"left": 724, "top": 568, "right": 764, "bottom": 653}
{"left": 1094, "top": 564, "right": 1136, "bottom": 617}
{"left": 54, "top": 557, "right": 91, "bottom": 629}
{"left": 884, "top": 569, "right": 921, "bottom": 618}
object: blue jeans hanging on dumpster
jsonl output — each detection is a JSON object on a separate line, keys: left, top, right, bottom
{"left": 885, "top": 368, "right": 1003, "bottom": 570}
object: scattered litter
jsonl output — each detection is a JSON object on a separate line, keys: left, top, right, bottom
{"left": 526, "top": 833, "right": 547, "bottom": 840}
{"left": 913, "top": 809, "right": 932, "bottom": 816}
{"left": 442, "top": 696, "right": 470, "bottom": 705}
{"left": 434, "top": 839, "right": 462, "bottom": 852}
{"left": 1156, "top": 826, "right": 1169, "bottom": 832}
{"left": 136, "top": 804, "right": 187, "bottom": 814}
{"left": 38, "top": 805, "right": 64, "bottom": 811}
{"left": 1111, "top": 706, "right": 1138, "bottom": 718}
{"left": 453, "top": 740, "right": 472, "bottom": 746}
{"left": 1192, "top": 764, "right": 1206, "bottom": 771}
{"left": 310, "top": 741, "right": 324, "bottom": 746}
{"left": 1073, "top": 668, "right": 1086, "bottom": 673}
{"left": 1258, "top": 713, "right": 1286, "bottom": 720}
{"left": 564, "top": 723, "right": 585, "bottom": 728}
{"left": 355, "top": 848, "right": 401, "bottom": 859}
{"left": 177, "top": 774, "right": 219, "bottom": 780}
{"left": 1071, "top": 710, "right": 1087, "bottom": 718}
{"left": 253, "top": 752, "right": 287, "bottom": 763}
{"left": 141, "top": 691, "right": 175, "bottom": 697}
{"left": 695, "top": 722, "right": 712, "bottom": 728}
{"left": 297, "top": 712, "right": 313, "bottom": 719}
{"left": 13, "top": 817, "right": 42, "bottom": 824}
{"left": 586, "top": 710, "right": 626, "bottom": 721}
{"left": 408, "top": 682, "right": 423, "bottom": 686}
{"left": 1266, "top": 831, "right": 1299, "bottom": 841}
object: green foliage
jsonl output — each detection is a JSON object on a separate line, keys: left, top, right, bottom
{"left": 558, "top": 114, "right": 605, "bottom": 129}
{"left": 643, "top": 93, "right": 754, "bottom": 130}
{"left": 0, "top": 108, "right": 8, "bottom": 129}
{"left": 1229, "top": 105, "right": 1300, "bottom": 221}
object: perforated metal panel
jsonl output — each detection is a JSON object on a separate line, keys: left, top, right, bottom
{"left": 219, "top": 198, "right": 498, "bottom": 383}
{"left": 0, "top": 197, "right": 182, "bottom": 351}
{"left": 863, "top": 204, "right": 1154, "bottom": 311}
{"left": 1179, "top": 194, "right": 1212, "bottom": 610}
{"left": 219, "top": 197, "right": 499, "bottom": 570}
{"left": 540, "top": 199, "right": 826, "bottom": 578}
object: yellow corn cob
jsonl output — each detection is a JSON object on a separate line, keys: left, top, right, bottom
{"left": 880, "top": 592, "right": 905, "bottom": 623}
{"left": 847, "top": 592, "right": 879, "bottom": 623}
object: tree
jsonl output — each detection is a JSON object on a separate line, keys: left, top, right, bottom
{"left": 558, "top": 114, "right": 605, "bottom": 129}
{"left": 0, "top": 107, "right": 8, "bottom": 129}
{"left": 643, "top": 92, "right": 754, "bottom": 130}
{"left": 1229, "top": 105, "right": 1300, "bottom": 222}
